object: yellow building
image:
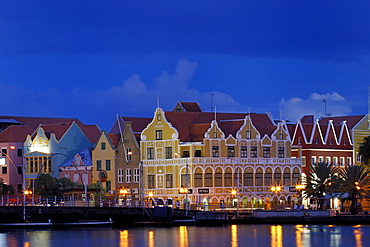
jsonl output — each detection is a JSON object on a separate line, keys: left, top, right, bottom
{"left": 92, "top": 130, "right": 118, "bottom": 193}
{"left": 139, "top": 105, "right": 302, "bottom": 210}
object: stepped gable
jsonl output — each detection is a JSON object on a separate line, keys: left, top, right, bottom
{"left": 0, "top": 116, "right": 83, "bottom": 130}
{"left": 164, "top": 111, "right": 276, "bottom": 142}
{"left": 0, "top": 125, "right": 33, "bottom": 143}
{"left": 172, "top": 102, "right": 202, "bottom": 112}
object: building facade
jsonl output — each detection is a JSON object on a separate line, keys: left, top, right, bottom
{"left": 139, "top": 107, "right": 302, "bottom": 210}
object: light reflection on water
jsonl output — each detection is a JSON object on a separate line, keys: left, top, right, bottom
{"left": 0, "top": 224, "right": 369, "bottom": 247}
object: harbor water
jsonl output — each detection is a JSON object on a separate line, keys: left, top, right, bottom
{"left": 0, "top": 224, "right": 369, "bottom": 247}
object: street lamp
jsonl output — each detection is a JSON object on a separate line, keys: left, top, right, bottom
{"left": 119, "top": 188, "right": 128, "bottom": 206}
{"left": 271, "top": 186, "right": 283, "bottom": 210}
{"left": 23, "top": 189, "right": 32, "bottom": 221}
{"left": 175, "top": 153, "right": 190, "bottom": 216}
{"left": 231, "top": 189, "right": 239, "bottom": 218}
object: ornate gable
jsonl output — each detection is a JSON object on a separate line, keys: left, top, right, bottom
{"left": 205, "top": 120, "right": 225, "bottom": 139}
{"left": 236, "top": 115, "right": 260, "bottom": 140}
{"left": 141, "top": 108, "right": 179, "bottom": 141}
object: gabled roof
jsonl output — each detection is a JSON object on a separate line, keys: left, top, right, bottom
{"left": 34, "top": 122, "right": 101, "bottom": 143}
{"left": 172, "top": 102, "right": 203, "bottom": 112}
{"left": 0, "top": 115, "right": 84, "bottom": 130}
{"left": 0, "top": 125, "right": 33, "bottom": 143}
{"left": 107, "top": 133, "right": 121, "bottom": 148}
{"left": 164, "top": 111, "right": 276, "bottom": 142}
{"left": 110, "top": 117, "right": 152, "bottom": 134}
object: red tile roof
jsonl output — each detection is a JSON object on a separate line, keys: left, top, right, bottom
{"left": 0, "top": 116, "right": 84, "bottom": 130}
{"left": 0, "top": 125, "right": 34, "bottom": 143}
{"left": 176, "top": 102, "right": 203, "bottom": 112}
{"left": 107, "top": 133, "right": 121, "bottom": 148}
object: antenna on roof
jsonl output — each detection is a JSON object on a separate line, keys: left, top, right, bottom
{"left": 368, "top": 87, "right": 370, "bottom": 115}
{"left": 214, "top": 106, "right": 217, "bottom": 122}
{"left": 209, "top": 92, "right": 215, "bottom": 112}
{"left": 157, "top": 96, "right": 160, "bottom": 108}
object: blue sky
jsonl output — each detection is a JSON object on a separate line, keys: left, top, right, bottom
{"left": 1, "top": 1, "right": 370, "bottom": 130}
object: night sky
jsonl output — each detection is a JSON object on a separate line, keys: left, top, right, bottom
{"left": 1, "top": 1, "right": 370, "bottom": 130}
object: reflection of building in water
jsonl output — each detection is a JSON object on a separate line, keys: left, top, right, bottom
{"left": 231, "top": 224, "right": 238, "bottom": 247}
{"left": 354, "top": 228, "right": 363, "bottom": 247}
{"left": 148, "top": 231, "right": 155, "bottom": 247}
{"left": 270, "top": 225, "right": 283, "bottom": 247}
{"left": 119, "top": 230, "right": 129, "bottom": 247}
{"left": 179, "top": 226, "right": 188, "bottom": 247}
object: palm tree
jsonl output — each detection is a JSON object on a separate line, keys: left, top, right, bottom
{"left": 337, "top": 164, "right": 370, "bottom": 214}
{"left": 304, "top": 162, "right": 339, "bottom": 209}
{"left": 358, "top": 136, "right": 370, "bottom": 166}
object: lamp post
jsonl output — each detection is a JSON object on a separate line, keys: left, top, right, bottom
{"left": 176, "top": 153, "right": 190, "bottom": 216}
{"left": 119, "top": 188, "right": 128, "bottom": 206}
{"left": 23, "top": 189, "right": 32, "bottom": 221}
{"left": 271, "top": 186, "right": 283, "bottom": 210}
{"left": 0, "top": 146, "right": 24, "bottom": 193}
{"left": 231, "top": 189, "right": 239, "bottom": 218}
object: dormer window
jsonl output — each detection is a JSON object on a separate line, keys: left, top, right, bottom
{"left": 157, "top": 114, "right": 161, "bottom": 121}
{"left": 213, "top": 131, "right": 217, "bottom": 138}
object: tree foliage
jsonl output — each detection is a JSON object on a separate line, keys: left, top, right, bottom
{"left": 34, "top": 174, "right": 60, "bottom": 196}
{"left": 0, "top": 178, "right": 15, "bottom": 196}
{"left": 337, "top": 164, "right": 370, "bottom": 214}
{"left": 358, "top": 136, "right": 370, "bottom": 166}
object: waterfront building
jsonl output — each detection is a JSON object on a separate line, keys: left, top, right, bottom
{"left": 0, "top": 116, "right": 84, "bottom": 194}
{"left": 109, "top": 117, "right": 152, "bottom": 206}
{"left": 135, "top": 103, "right": 302, "bottom": 210}
{"left": 92, "top": 130, "right": 119, "bottom": 194}
{"left": 287, "top": 115, "right": 369, "bottom": 173}
{"left": 23, "top": 122, "right": 101, "bottom": 190}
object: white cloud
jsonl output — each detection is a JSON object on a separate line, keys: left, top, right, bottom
{"left": 279, "top": 92, "right": 352, "bottom": 121}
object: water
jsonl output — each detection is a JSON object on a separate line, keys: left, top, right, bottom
{"left": 0, "top": 224, "right": 369, "bottom": 247}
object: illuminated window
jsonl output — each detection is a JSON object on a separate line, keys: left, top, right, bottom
{"left": 156, "top": 130, "right": 162, "bottom": 140}
{"left": 241, "top": 146, "right": 247, "bottom": 158}
{"left": 147, "top": 148, "right": 154, "bottom": 159}
{"left": 278, "top": 147, "right": 285, "bottom": 158}
{"left": 212, "top": 146, "right": 219, "bottom": 157}
{"left": 166, "top": 174, "right": 173, "bottom": 188}
{"left": 126, "top": 169, "right": 132, "bottom": 183}
{"left": 165, "top": 147, "right": 172, "bottom": 159}
{"left": 251, "top": 146, "right": 258, "bottom": 158}
{"left": 263, "top": 147, "right": 270, "bottom": 158}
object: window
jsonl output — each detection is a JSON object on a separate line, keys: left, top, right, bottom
{"left": 215, "top": 173, "right": 222, "bottom": 187}
{"left": 97, "top": 160, "right": 102, "bottom": 171}
{"left": 274, "top": 171, "right": 281, "bottom": 185}
{"left": 148, "top": 175, "right": 155, "bottom": 189}
{"left": 134, "top": 168, "right": 140, "bottom": 183}
{"left": 326, "top": 157, "right": 330, "bottom": 164}
{"left": 166, "top": 174, "right": 173, "bottom": 188}
{"left": 156, "top": 130, "right": 162, "bottom": 140}
{"left": 263, "top": 147, "right": 270, "bottom": 158}
{"left": 212, "top": 146, "right": 219, "bottom": 157}
{"left": 126, "top": 148, "right": 132, "bottom": 161}
{"left": 165, "top": 147, "right": 172, "bottom": 159}
{"left": 147, "top": 148, "right": 154, "bottom": 159}
{"left": 255, "top": 172, "right": 263, "bottom": 186}
{"left": 157, "top": 114, "right": 161, "bottom": 121}
{"left": 311, "top": 156, "right": 316, "bottom": 165}
{"left": 340, "top": 157, "right": 345, "bottom": 167}
{"left": 1, "top": 148, "right": 6, "bottom": 156}
{"left": 319, "top": 156, "right": 324, "bottom": 163}
{"left": 118, "top": 169, "right": 124, "bottom": 183}
{"left": 244, "top": 172, "right": 253, "bottom": 186}
{"left": 293, "top": 171, "right": 300, "bottom": 185}
{"left": 205, "top": 173, "right": 213, "bottom": 187}
{"left": 194, "top": 150, "right": 202, "bottom": 157}
{"left": 18, "top": 166, "right": 22, "bottom": 174}
{"left": 106, "top": 160, "right": 111, "bottom": 171}
{"left": 227, "top": 146, "right": 235, "bottom": 157}
{"left": 183, "top": 150, "right": 190, "bottom": 157}
{"left": 241, "top": 146, "right": 247, "bottom": 158}
{"left": 126, "top": 169, "right": 132, "bottom": 183}
{"left": 106, "top": 181, "right": 111, "bottom": 191}
{"left": 283, "top": 171, "right": 291, "bottom": 185}
{"left": 278, "top": 132, "right": 284, "bottom": 140}
{"left": 17, "top": 148, "right": 23, "bottom": 157}
{"left": 234, "top": 169, "right": 242, "bottom": 186}
{"left": 278, "top": 147, "right": 284, "bottom": 158}
{"left": 224, "top": 172, "right": 232, "bottom": 187}
{"left": 101, "top": 142, "right": 106, "bottom": 150}
{"left": 246, "top": 130, "right": 251, "bottom": 139}
{"left": 194, "top": 173, "right": 203, "bottom": 187}
{"left": 213, "top": 131, "right": 217, "bottom": 138}
{"left": 2, "top": 166, "right": 7, "bottom": 174}
{"left": 356, "top": 153, "right": 361, "bottom": 163}
{"left": 302, "top": 156, "right": 306, "bottom": 167}
{"left": 265, "top": 172, "right": 272, "bottom": 186}
{"left": 333, "top": 157, "right": 338, "bottom": 166}
{"left": 347, "top": 157, "right": 352, "bottom": 166}
{"left": 251, "top": 146, "right": 257, "bottom": 158}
